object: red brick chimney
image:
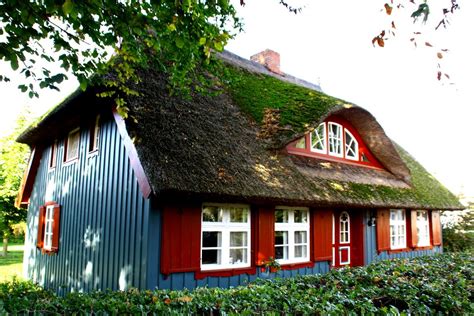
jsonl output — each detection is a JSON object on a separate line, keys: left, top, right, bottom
{"left": 250, "top": 49, "right": 282, "bottom": 75}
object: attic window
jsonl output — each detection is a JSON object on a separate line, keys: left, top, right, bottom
{"left": 89, "top": 115, "right": 100, "bottom": 153}
{"left": 288, "top": 117, "right": 382, "bottom": 169}
{"left": 49, "top": 142, "right": 57, "bottom": 169}
{"left": 64, "top": 128, "right": 80, "bottom": 162}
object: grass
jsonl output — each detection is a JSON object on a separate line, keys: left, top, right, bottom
{"left": 0, "top": 244, "right": 24, "bottom": 282}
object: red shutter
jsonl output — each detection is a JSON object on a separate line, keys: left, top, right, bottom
{"left": 255, "top": 207, "right": 275, "bottom": 266}
{"left": 408, "top": 210, "right": 418, "bottom": 248}
{"left": 431, "top": 211, "right": 442, "bottom": 246}
{"left": 376, "top": 209, "right": 390, "bottom": 252}
{"left": 160, "top": 205, "right": 201, "bottom": 275}
{"left": 312, "top": 209, "right": 332, "bottom": 261}
{"left": 36, "top": 206, "right": 46, "bottom": 249}
{"left": 50, "top": 204, "right": 61, "bottom": 253}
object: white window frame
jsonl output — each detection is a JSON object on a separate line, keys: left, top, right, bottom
{"left": 416, "top": 210, "right": 430, "bottom": 247}
{"left": 89, "top": 115, "right": 100, "bottom": 153}
{"left": 328, "top": 122, "right": 343, "bottom": 157}
{"left": 310, "top": 123, "right": 327, "bottom": 154}
{"left": 344, "top": 129, "right": 359, "bottom": 161}
{"left": 201, "top": 204, "right": 251, "bottom": 271}
{"left": 43, "top": 205, "right": 55, "bottom": 251}
{"left": 339, "top": 211, "right": 350, "bottom": 244}
{"left": 274, "top": 206, "right": 310, "bottom": 264}
{"left": 390, "top": 209, "right": 407, "bottom": 249}
{"left": 65, "top": 128, "right": 80, "bottom": 162}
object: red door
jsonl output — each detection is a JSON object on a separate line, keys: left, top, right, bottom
{"left": 332, "top": 210, "right": 364, "bottom": 268}
{"left": 332, "top": 210, "right": 351, "bottom": 267}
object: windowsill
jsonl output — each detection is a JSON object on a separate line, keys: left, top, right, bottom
{"left": 87, "top": 149, "right": 99, "bottom": 157}
{"left": 39, "top": 247, "right": 58, "bottom": 255}
{"left": 195, "top": 266, "right": 256, "bottom": 280}
{"left": 387, "top": 247, "right": 409, "bottom": 254}
{"left": 48, "top": 167, "right": 56, "bottom": 173}
{"left": 63, "top": 158, "right": 78, "bottom": 166}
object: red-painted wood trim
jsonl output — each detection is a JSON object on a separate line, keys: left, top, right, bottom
{"left": 431, "top": 211, "right": 442, "bottom": 246}
{"left": 255, "top": 207, "right": 275, "bottom": 266}
{"left": 50, "top": 203, "right": 61, "bottom": 253}
{"left": 376, "top": 209, "right": 390, "bottom": 253}
{"left": 195, "top": 267, "right": 256, "bottom": 280}
{"left": 16, "top": 145, "right": 44, "bottom": 208}
{"left": 408, "top": 210, "right": 418, "bottom": 248}
{"left": 312, "top": 209, "right": 333, "bottom": 261}
{"left": 36, "top": 206, "right": 46, "bottom": 249}
{"left": 286, "top": 116, "right": 384, "bottom": 169}
{"left": 112, "top": 108, "right": 152, "bottom": 199}
{"left": 280, "top": 261, "right": 313, "bottom": 271}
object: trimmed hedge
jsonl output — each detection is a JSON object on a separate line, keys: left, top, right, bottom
{"left": 1, "top": 253, "right": 472, "bottom": 314}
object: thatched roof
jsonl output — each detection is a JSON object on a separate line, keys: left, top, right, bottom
{"left": 17, "top": 51, "right": 462, "bottom": 210}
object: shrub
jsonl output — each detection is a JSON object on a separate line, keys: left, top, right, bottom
{"left": 0, "top": 253, "right": 472, "bottom": 314}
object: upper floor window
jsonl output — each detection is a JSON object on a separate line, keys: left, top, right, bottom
{"left": 288, "top": 116, "right": 382, "bottom": 168}
{"left": 89, "top": 115, "right": 100, "bottom": 153}
{"left": 201, "top": 205, "right": 251, "bottom": 270}
{"left": 274, "top": 207, "right": 310, "bottom": 264}
{"left": 49, "top": 141, "right": 57, "bottom": 169}
{"left": 390, "top": 209, "right": 406, "bottom": 249}
{"left": 416, "top": 210, "right": 430, "bottom": 247}
{"left": 64, "top": 128, "right": 80, "bottom": 162}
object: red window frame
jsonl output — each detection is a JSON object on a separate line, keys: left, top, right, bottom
{"left": 36, "top": 201, "right": 61, "bottom": 254}
{"left": 286, "top": 116, "right": 383, "bottom": 169}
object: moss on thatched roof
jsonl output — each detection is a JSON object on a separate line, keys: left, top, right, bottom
{"left": 16, "top": 51, "right": 462, "bottom": 210}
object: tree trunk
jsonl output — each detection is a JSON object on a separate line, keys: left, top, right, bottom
{"left": 2, "top": 238, "right": 7, "bottom": 257}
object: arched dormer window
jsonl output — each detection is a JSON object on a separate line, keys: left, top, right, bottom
{"left": 287, "top": 116, "right": 382, "bottom": 168}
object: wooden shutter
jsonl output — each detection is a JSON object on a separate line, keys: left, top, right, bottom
{"left": 409, "top": 210, "right": 418, "bottom": 248}
{"left": 376, "top": 209, "right": 390, "bottom": 252}
{"left": 50, "top": 204, "right": 61, "bottom": 253}
{"left": 312, "top": 209, "right": 332, "bottom": 261}
{"left": 255, "top": 207, "right": 275, "bottom": 266}
{"left": 160, "top": 205, "right": 201, "bottom": 275}
{"left": 431, "top": 211, "right": 442, "bottom": 246}
{"left": 36, "top": 206, "right": 46, "bottom": 249}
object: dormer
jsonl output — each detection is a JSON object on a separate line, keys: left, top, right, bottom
{"left": 286, "top": 116, "right": 383, "bottom": 169}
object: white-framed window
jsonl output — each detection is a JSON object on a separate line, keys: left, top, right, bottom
{"left": 416, "top": 210, "right": 430, "bottom": 247}
{"left": 310, "top": 123, "right": 326, "bottom": 153}
{"left": 344, "top": 130, "right": 358, "bottom": 161}
{"left": 89, "top": 115, "right": 100, "bottom": 152}
{"left": 43, "top": 205, "right": 55, "bottom": 250}
{"left": 390, "top": 209, "right": 406, "bottom": 249}
{"left": 49, "top": 141, "right": 57, "bottom": 169}
{"left": 274, "top": 207, "right": 310, "bottom": 264}
{"left": 65, "top": 128, "right": 80, "bottom": 162}
{"left": 328, "top": 122, "right": 343, "bottom": 157}
{"left": 339, "top": 211, "right": 350, "bottom": 244}
{"left": 201, "top": 204, "right": 251, "bottom": 270}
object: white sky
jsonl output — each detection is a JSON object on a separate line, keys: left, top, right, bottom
{"left": 0, "top": 0, "right": 473, "bottom": 198}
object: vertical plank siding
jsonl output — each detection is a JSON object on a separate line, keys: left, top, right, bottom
{"left": 23, "top": 116, "right": 150, "bottom": 293}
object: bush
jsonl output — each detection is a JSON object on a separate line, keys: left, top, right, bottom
{"left": 443, "top": 208, "right": 474, "bottom": 253}
{"left": 0, "top": 253, "right": 472, "bottom": 314}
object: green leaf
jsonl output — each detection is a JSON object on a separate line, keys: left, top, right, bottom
{"left": 214, "top": 42, "right": 223, "bottom": 52}
{"left": 10, "top": 57, "right": 19, "bottom": 71}
{"left": 18, "top": 84, "right": 28, "bottom": 92}
{"left": 199, "top": 37, "right": 206, "bottom": 45}
{"left": 62, "top": 0, "right": 74, "bottom": 15}
{"left": 79, "top": 79, "right": 88, "bottom": 91}
{"left": 175, "top": 37, "right": 184, "bottom": 49}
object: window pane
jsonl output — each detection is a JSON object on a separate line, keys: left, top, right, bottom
{"left": 295, "top": 245, "right": 307, "bottom": 258}
{"left": 230, "top": 232, "right": 247, "bottom": 247}
{"left": 229, "top": 248, "right": 247, "bottom": 264}
{"left": 275, "top": 231, "right": 288, "bottom": 245}
{"left": 275, "top": 210, "right": 288, "bottom": 223}
{"left": 202, "top": 249, "right": 221, "bottom": 265}
{"left": 328, "top": 123, "right": 342, "bottom": 156}
{"left": 311, "top": 123, "right": 326, "bottom": 152}
{"left": 203, "top": 207, "right": 222, "bottom": 222}
{"left": 293, "top": 137, "right": 306, "bottom": 149}
{"left": 294, "top": 231, "right": 307, "bottom": 244}
{"left": 230, "top": 208, "right": 248, "bottom": 223}
{"left": 344, "top": 130, "right": 358, "bottom": 160}
{"left": 202, "top": 231, "right": 221, "bottom": 248}
{"left": 275, "top": 246, "right": 288, "bottom": 260}
{"left": 294, "top": 210, "right": 308, "bottom": 223}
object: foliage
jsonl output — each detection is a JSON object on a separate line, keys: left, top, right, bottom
{"left": 0, "top": 0, "right": 241, "bottom": 117}
{"left": 443, "top": 206, "right": 474, "bottom": 253}
{"left": 0, "top": 110, "right": 32, "bottom": 242}
{"left": 0, "top": 253, "right": 472, "bottom": 314}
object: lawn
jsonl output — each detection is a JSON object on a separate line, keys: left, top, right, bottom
{"left": 0, "top": 244, "right": 24, "bottom": 282}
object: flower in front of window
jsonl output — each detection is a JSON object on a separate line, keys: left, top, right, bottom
{"left": 264, "top": 256, "right": 281, "bottom": 272}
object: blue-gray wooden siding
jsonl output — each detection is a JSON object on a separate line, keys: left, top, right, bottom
{"left": 363, "top": 210, "right": 441, "bottom": 265}
{"left": 23, "top": 115, "right": 150, "bottom": 294}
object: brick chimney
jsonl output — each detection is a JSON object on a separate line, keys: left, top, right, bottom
{"left": 250, "top": 49, "right": 282, "bottom": 75}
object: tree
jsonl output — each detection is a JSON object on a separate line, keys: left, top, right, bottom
{"left": 442, "top": 204, "right": 474, "bottom": 253}
{"left": 0, "top": 0, "right": 459, "bottom": 114}
{"left": 0, "top": 110, "right": 32, "bottom": 256}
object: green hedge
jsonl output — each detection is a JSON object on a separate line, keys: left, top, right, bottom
{"left": 1, "top": 253, "right": 472, "bottom": 314}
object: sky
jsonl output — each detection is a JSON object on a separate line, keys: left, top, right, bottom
{"left": 1, "top": 0, "right": 473, "bottom": 199}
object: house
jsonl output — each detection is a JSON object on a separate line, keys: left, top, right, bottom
{"left": 16, "top": 50, "right": 462, "bottom": 293}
